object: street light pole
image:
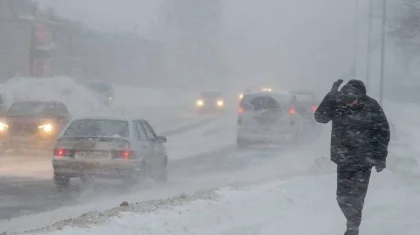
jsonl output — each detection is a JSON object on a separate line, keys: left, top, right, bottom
{"left": 365, "top": 0, "right": 373, "bottom": 89}
{"left": 379, "top": 0, "right": 387, "bottom": 105}
{"left": 353, "top": 0, "right": 359, "bottom": 77}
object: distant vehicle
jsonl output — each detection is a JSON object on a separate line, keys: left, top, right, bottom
{"left": 0, "top": 101, "right": 71, "bottom": 154}
{"left": 260, "top": 87, "right": 273, "bottom": 92}
{"left": 290, "top": 90, "right": 318, "bottom": 121}
{"left": 238, "top": 88, "right": 252, "bottom": 100}
{"left": 236, "top": 91, "right": 307, "bottom": 148}
{"left": 85, "top": 81, "right": 114, "bottom": 106}
{"left": 52, "top": 117, "right": 168, "bottom": 189}
{"left": 195, "top": 90, "right": 225, "bottom": 114}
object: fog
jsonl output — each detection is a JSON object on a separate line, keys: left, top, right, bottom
{"left": 2, "top": 1, "right": 420, "bottom": 233}
{"left": 37, "top": 0, "right": 366, "bottom": 96}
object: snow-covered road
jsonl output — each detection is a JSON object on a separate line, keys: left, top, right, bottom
{"left": 30, "top": 171, "right": 419, "bottom": 235}
{"left": 0, "top": 77, "right": 238, "bottom": 222}
{"left": 0, "top": 77, "right": 419, "bottom": 235}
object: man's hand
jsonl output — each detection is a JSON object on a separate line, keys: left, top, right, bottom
{"left": 375, "top": 160, "right": 386, "bottom": 172}
{"left": 331, "top": 79, "right": 344, "bottom": 93}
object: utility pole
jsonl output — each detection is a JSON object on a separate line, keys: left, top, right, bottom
{"left": 365, "top": 0, "right": 373, "bottom": 89}
{"left": 352, "top": 0, "right": 359, "bottom": 78}
{"left": 379, "top": 0, "right": 387, "bottom": 105}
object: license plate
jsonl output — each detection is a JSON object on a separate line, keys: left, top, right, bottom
{"left": 75, "top": 151, "right": 110, "bottom": 160}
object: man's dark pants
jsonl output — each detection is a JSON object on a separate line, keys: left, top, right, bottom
{"left": 336, "top": 164, "right": 372, "bottom": 230}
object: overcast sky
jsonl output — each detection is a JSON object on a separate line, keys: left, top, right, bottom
{"left": 39, "top": 0, "right": 362, "bottom": 93}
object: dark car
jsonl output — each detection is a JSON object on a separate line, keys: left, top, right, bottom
{"left": 195, "top": 90, "right": 225, "bottom": 114}
{"left": 0, "top": 101, "right": 71, "bottom": 154}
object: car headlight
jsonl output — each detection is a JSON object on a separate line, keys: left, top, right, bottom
{"left": 217, "top": 100, "right": 224, "bottom": 107}
{"left": 196, "top": 100, "right": 204, "bottom": 107}
{"left": 108, "top": 96, "right": 113, "bottom": 100}
{"left": 0, "top": 122, "right": 8, "bottom": 132}
{"left": 239, "top": 93, "right": 244, "bottom": 99}
{"left": 38, "top": 123, "right": 53, "bottom": 133}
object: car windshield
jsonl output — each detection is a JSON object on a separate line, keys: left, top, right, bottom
{"left": 63, "top": 119, "right": 129, "bottom": 138}
{"left": 7, "top": 102, "right": 58, "bottom": 117}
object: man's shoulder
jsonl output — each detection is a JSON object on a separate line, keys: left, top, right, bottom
{"left": 364, "top": 95, "right": 381, "bottom": 107}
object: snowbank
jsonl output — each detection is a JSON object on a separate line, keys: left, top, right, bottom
{"left": 30, "top": 171, "right": 419, "bottom": 235}
{"left": 0, "top": 76, "right": 196, "bottom": 123}
{"left": 0, "top": 77, "right": 111, "bottom": 117}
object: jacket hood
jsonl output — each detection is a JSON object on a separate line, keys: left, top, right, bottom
{"left": 340, "top": 79, "right": 367, "bottom": 96}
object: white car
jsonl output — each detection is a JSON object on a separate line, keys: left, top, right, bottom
{"left": 52, "top": 117, "right": 168, "bottom": 189}
{"left": 236, "top": 91, "right": 306, "bottom": 148}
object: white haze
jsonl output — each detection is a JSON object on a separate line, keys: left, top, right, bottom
{"left": 38, "top": 0, "right": 369, "bottom": 96}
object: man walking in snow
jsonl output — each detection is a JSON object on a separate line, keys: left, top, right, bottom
{"left": 314, "top": 79, "right": 390, "bottom": 235}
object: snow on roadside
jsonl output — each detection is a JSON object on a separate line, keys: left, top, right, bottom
{"left": 27, "top": 171, "right": 419, "bottom": 235}
{"left": 0, "top": 76, "right": 197, "bottom": 123}
{"left": 385, "top": 101, "right": 420, "bottom": 177}
{"left": 1, "top": 77, "right": 111, "bottom": 117}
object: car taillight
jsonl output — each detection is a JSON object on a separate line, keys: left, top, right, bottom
{"left": 112, "top": 150, "right": 134, "bottom": 159}
{"left": 311, "top": 106, "right": 317, "bottom": 112}
{"left": 238, "top": 99, "right": 244, "bottom": 113}
{"left": 289, "top": 108, "right": 296, "bottom": 115}
{"left": 54, "top": 148, "right": 73, "bottom": 158}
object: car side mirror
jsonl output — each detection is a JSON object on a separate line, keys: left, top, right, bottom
{"left": 156, "top": 136, "right": 167, "bottom": 143}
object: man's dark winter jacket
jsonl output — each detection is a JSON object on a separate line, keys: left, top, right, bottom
{"left": 314, "top": 80, "right": 390, "bottom": 168}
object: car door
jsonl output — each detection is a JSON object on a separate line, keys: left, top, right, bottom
{"left": 142, "top": 121, "right": 166, "bottom": 166}
{"left": 133, "top": 120, "right": 154, "bottom": 163}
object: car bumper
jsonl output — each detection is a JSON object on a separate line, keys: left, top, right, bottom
{"left": 53, "top": 158, "right": 144, "bottom": 178}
